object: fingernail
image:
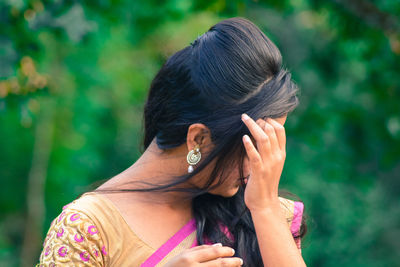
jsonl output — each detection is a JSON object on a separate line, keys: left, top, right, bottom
{"left": 243, "top": 135, "right": 250, "bottom": 142}
{"left": 239, "top": 258, "right": 243, "bottom": 265}
{"left": 231, "top": 248, "right": 235, "bottom": 254}
{"left": 212, "top": 243, "right": 222, "bottom": 247}
{"left": 241, "top": 114, "right": 249, "bottom": 121}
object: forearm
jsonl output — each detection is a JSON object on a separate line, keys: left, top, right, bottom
{"left": 250, "top": 201, "right": 306, "bottom": 267}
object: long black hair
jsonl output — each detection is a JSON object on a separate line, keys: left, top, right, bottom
{"left": 125, "top": 17, "right": 306, "bottom": 266}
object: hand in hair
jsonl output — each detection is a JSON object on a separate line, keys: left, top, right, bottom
{"left": 240, "top": 113, "right": 306, "bottom": 267}
{"left": 164, "top": 244, "right": 243, "bottom": 267}
{"left": 241, "top": 113, "right": 287, "bottom": 212}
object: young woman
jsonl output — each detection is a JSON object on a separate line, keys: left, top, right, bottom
{"left": 37, "top": 17, "right": 308, "bottom": 266}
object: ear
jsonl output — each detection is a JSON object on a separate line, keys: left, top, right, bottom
{"left": 186, "top": 123, "right": 213, "bottom": 153}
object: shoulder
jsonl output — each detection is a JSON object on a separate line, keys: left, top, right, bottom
{"left": 38, "top": 196, "right": 108, "bottom": 266}
{"left": 38, "top": 192, "right": 154, "bottom": 266}
{"left": 278, "top": 196, "right": 304, "bottom": 249}
{"left": 278, "top": 196, "right": 304, "bottom": 234}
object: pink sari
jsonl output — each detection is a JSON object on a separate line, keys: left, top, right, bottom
{"left": 141, "top": 201, "right": 304, "bottom": 266}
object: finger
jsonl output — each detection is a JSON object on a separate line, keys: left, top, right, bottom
{"left": 188, "top": 244, "right": 221, "bottom": 252}
{"left": 242, "top": 114, "right": 271, "bottom": 158}
{"left": 256, "top": 118, "right": 265, "bottom": 126}
{"left": 258, "top": 118, "right": 279, "bottom": 157}
{"left": 204, "top": 257, "right": 243, "bottom": 266}
{"left": 255, "top": 119, "right": 270, "bottom": 157}
{"left": 241, "top": 114, "right": 268, "bottom": 142}
{"left": 264, "top": 119, "right": 280, "bottom": 153}
{"left": 191, "top": 246, "right": 235, "bottom": 262}
{"left": 242, "top": 134, "right": 263, "bottom": 169}
{"left": 255, "top": 119, "right": 266, "bottom": 142}
{"left": 266, "top": 118, "right": 286, "bottom": 152}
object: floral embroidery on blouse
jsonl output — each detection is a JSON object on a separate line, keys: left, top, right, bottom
{"left": 36, "top": 203, "right": 107, "bottom": 266}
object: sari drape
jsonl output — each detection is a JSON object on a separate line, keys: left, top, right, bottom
{"left": 37, "top": 192, "right": 303, "bottom": 266}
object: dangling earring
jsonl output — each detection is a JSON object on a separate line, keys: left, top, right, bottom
{"left": 187, "top": 144, "right": 201, "bottom": 173}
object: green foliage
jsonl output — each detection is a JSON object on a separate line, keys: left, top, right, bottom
{"left": 1, "top": 0, "right": 399, "bottom": 266}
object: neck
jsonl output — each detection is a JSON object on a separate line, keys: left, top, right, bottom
{"left": 98, "top": 138, "right": 195, "bottom": 210}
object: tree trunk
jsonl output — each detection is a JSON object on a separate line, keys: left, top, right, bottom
{"left": 20, "top": 97, "right": 55, "bottom": 267}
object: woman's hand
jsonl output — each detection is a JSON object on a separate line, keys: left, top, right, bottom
{"left": 164, "top": 244, "right": 243, "bottom": 266}
{"left": 241, "top": 113, "right": 286, "bottom": 212}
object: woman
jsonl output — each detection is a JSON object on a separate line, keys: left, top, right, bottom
{"left": 37, "top": 17, "right": 307, "bottom": 266}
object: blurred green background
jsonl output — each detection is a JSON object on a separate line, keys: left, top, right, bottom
{"left": 1, "top": 0, "right": 399, "bottom": 266}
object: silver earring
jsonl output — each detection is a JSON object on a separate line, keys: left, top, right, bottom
{"left": 187, "top": 144, "right": 201, "bottom": 173}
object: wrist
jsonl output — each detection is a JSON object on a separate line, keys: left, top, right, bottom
{"left": 247, "top": 197, "right": 282, "bottom": 214}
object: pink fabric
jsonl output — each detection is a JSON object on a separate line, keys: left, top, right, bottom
{"left": 190, "top": 223, "right": 233, "bottom": 248}
{"left": 290, "top": 201, "right": 304, "bottom": 235}
{"left": 290, "top": 201, "right": 304, "bottom": 234}
{"left": 220, "top": 224, "right": 234, "bottom": 241}
{"left": 291, "top": 201, "right": 304, "bottom": 249}
{"left": 141, "top": 218, "right": 196, "bottom": 267}
{"left": 191, "top": 201, "right": 306, "bottom": 249}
